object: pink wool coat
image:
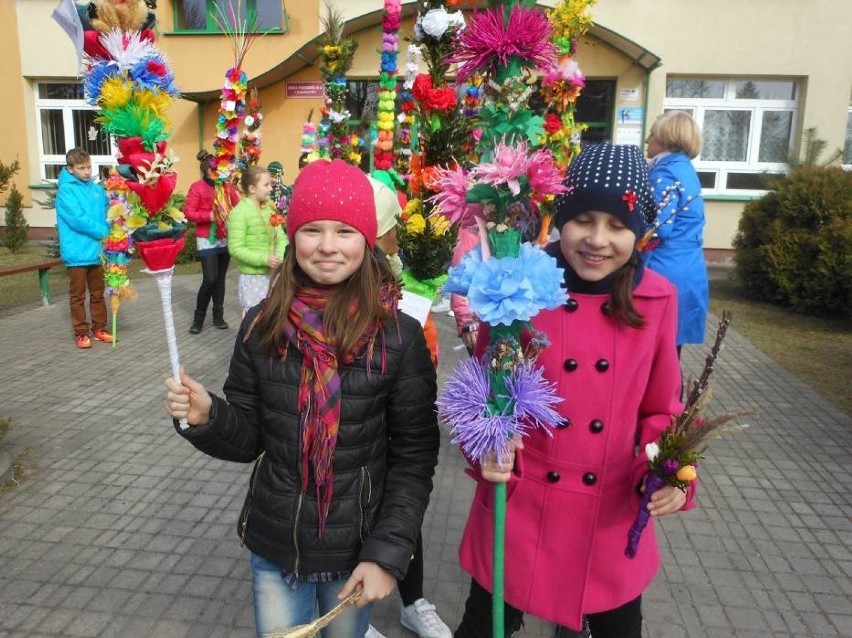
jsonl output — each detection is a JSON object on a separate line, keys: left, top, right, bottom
{"left": 458, "top": 269, "right": 694, "bottom": 631}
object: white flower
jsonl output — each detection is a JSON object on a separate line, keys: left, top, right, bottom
{"left": 420, "top": 8, "right": 451, "bottom": 39}
{"left": 244, "top": 115, "right": 255, "bottom": 128}
{"left": 645, "top": 442, "right": 660, "bottom": 461}
{"left": 446, "top": 11, "right": 466, "bottom": 33}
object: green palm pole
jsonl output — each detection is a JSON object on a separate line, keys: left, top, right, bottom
{"left": 484, "top": 5, "right": 528, "bottom": 634}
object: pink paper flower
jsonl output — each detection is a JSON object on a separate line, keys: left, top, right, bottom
{"left": 447, "top": 5, "right": 555, "bottom": 84}
{"left": 427, "top": 164, "right": 472, "bottom": 225}
{"left": 526, "top": 149, "right": 568, "bottom": 196}
{"left": 472, "top": 139, "right": 530, "bottom": 196}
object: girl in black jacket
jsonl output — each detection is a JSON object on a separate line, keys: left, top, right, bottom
{"left": 165, "top": 159, "right": 440, "bottom": 638}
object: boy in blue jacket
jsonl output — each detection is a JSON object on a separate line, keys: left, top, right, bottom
{"left": 55, "top": 148, "right": 111, "bottom": 349}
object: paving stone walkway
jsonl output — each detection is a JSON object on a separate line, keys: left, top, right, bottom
{"left": 0, "top": 270, "right": 849, "bottom": 637}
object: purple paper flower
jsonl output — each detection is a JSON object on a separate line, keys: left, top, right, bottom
{"left": 662, "top": 459, "right": 680, "bottom": 475}
{"left": 438, "top": 358, "right": 562, "bottom": 463}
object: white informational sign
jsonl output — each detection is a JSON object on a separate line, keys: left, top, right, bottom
{"left": 617, "top": 107, "right": 644, "bottom": 125}
{"left": 398, "top": 291, "right": 433, "bottom": 326}
{"left": 615, "top": 127, "right": 643, "bottom": 146}
{"left": 619, "top": 88, "right": 640, "bottom": 102}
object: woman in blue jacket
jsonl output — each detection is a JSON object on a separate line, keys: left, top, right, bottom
{"left": 644, "top": 111, "right": 709, "bottom": 354}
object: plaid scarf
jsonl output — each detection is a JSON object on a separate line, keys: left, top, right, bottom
{"left": 281, "top": 284, "right": 399, "bottom": 536}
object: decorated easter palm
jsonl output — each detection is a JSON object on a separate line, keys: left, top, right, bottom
{"left": 434, "top": 2, "right": 594, "bottom": 635}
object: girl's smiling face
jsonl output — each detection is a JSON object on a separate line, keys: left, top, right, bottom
{"left": 294, "top": 220, "right": 366, "bottom": 286}
{"left": 560, "top": 210, "right": 636, "bottom": 282}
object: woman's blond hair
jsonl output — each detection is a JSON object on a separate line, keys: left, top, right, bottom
{"left": 650, "top": 111, "right": 703, "bottom": 159}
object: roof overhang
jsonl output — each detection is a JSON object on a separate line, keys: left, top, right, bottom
{"left": 180, "top": 6, "right": 661, "bottom": 103}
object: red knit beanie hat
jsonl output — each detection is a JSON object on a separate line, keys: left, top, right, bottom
{"left": 287, "top": 159, "right": 377, "bottom": 248}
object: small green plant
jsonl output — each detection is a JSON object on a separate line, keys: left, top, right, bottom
{"left": 0, "top": 417, "right": 9, "bottom": 443}
{"left": 3, "top": 183, "right": 29, "bottom": 254}
{"left": 0, "top": 159, "right": 20, "bottom": 195}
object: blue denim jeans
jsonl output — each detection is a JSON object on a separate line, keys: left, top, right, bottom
{"left": 251, "top": 553, "right": 372, "bottom": 638}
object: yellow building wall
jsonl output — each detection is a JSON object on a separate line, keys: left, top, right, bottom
{"left": 7, "top": 0, "right": 852, "bottom": 252}
{"left": 1, "top": 1, "right": 31, "bottom": 208}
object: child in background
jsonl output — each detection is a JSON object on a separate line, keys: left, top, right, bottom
{"left": 55, "top": 147, "right": 111, "bottom": 349}
{"left": 227, "top": 165, "right": 286, "bottom": 316}
{"left": 268, "top": 160, "right": 291, "bottom": 218}
{"left": 364, "top": 177, "right": 451, "bottom": 638}
{"left": 455, "top": 144, "right": 695, "bottom": 638}
{"left": 184, "top": 150, "right": 240, "bottom": 334}
{"left": 165, "top": 158, "right": 440, "bottom": 638}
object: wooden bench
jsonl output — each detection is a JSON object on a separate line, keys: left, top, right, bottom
{"left": 0, "top": 258, "right": 64, "bottom": 307}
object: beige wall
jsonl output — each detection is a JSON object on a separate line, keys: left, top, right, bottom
{"left": 2, "top": 2, "right": 30, "bottom": 209}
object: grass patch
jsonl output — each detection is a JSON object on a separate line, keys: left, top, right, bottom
{"left": 709, "top": 265, "right": 852, "bottom": 415}
{"left": 0, "top": 244, "right": 201, "bottom": 310}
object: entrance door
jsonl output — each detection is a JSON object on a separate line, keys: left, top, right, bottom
{"left": 576, "top": 79, "right": 616, "bottom": 145}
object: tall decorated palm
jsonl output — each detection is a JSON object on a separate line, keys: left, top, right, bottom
{"left": 434, "top": 1, "right": 593, "bottom": 635}
{"left": 55, "top": 0, "right": 188, "bottom": 424}
{"left": 316, "top": 2, "right": 362, "bottom": 165}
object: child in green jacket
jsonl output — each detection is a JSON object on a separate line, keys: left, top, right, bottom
{"left": 227, "top": 165, "right": 287, "bottom": 315}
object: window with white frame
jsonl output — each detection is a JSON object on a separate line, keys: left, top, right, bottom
{"left": 843, "top": 108, "right": 852, "bottom": 168}
{"left": 35, "top": 82, "right": 115, "bottom": 182}
{"left": 664, "top": 78, "right": 799, "bottom": 193}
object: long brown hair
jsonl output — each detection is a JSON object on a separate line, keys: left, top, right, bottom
{"left": 254, "top": 247, "right": 396, "bottom": 357}
{"left": 609, "top": 252, "right": 646, "bottom": 329}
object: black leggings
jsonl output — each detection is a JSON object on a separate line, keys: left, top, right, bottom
{"left": 195, "top": 250, "right": 230, "bottom": 315}
{"left": 454, "top": 579, "right": 642, "bottom": 638}
{"left": 398, "top": 532, "right": 424, "bottom": 606}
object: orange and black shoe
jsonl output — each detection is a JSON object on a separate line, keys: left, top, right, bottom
{"left": 75, "top": 334, "right": 92, "bottom": 349}
{"left": 92, "top": 329, "right": 114, "bottom": 344}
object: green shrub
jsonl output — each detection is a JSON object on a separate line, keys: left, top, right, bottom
{"left": 733, "top": 165, "right": 852, "bottom": 318}
{"left": 176, "top": 223, "right": 199, "bottom": 264}
{"left": 3, "top": 184, "right": 29, "bottom": 254}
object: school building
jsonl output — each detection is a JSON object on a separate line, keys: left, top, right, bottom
{"left": 2, "top": 0, "right": 851, "bottom": 257}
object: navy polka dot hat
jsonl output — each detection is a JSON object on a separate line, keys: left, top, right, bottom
{"left": 553, "top": 143, "right": 654, "bottom": 237}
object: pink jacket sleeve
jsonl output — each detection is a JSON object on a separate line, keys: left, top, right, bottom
{"left": 451, "top": 226, "right": 481, "bottom": 334}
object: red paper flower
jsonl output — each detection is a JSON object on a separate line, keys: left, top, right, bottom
{"left": 126, "top": 172, "right": 177, "bottom": 217}
{"left": 622, "top": 191, "right": 638, "bottom": 212}
{"left": 544, "top": 113, "right": 563, "bottom": 134}
{"left": 135, "top": 236, "right": 185, "bottom": 271}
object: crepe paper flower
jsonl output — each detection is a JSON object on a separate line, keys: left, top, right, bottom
{"left": 97, "top": 29, "right": 159, "bottom": 70}
{"left": 472, "top": 139, "right": 531, "bottom": 196}
{"left": 525, "top": 148, "right": 569, "bottom": 196}
{"left": 626, "top": 311, "right": 753, "bottom": 558}
{"left": 447, "top": 5, "right": 556, "bottom": 84}
{"left": 451, "top": 242, "right": 566, "bottom": 326}
{"left": 417, "top": 6, "right": 466, "bottom": 41}
{"left": 426, "top": 164, "right": 474, "bottom": 225}
{"left": 438, "top": 358, "right": 561, "bottom": 464}
{"left": 645, "top": 442, "right": 660, "bottom": 461}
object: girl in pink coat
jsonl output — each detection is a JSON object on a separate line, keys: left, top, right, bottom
{"left": 455, "top": 144, "right": 696, "bottom": 638}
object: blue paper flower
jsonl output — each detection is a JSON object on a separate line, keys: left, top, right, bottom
{"left": 444, "top": 245, "right": 483, "bottom": 295}
{"left": 84, "top": 62, "right": 120, "bottom": 105}
{"left": 455, "top": 242, "right": 565, "bottom": 326}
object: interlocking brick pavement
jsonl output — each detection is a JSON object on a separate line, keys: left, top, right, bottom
{"left": 0, "top": 270, "right": 849, "bottom": 637}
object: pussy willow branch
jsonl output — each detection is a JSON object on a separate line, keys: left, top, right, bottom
{"left": 684, "top": 310, "right": 733, "bottom": 410}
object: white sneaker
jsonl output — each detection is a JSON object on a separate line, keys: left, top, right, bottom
{"left": 400, "top": 598, "right": 452, "bottom": 638}
{"left": 366, "top": 625, "right": 387, "bottom": 638}
{"left": 430, "top": 297, "right": 451, "bottom": 313}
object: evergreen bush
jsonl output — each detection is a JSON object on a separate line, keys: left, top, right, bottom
{"left": 733, "top": 165, "right": 852, "bottom": 318}
{"left": 3, "top": 184, "right": 29, "bottom": 254}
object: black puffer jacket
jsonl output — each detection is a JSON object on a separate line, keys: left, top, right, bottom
{"left": 177, "top": 307, "right": 439, "bottom": 580}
